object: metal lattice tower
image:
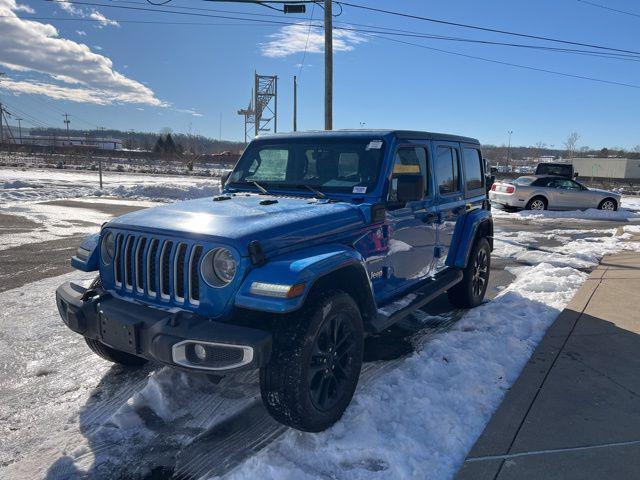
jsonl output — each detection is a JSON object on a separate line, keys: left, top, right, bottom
{"left": 237, "top": 72, "right": 278, "bottom": 143}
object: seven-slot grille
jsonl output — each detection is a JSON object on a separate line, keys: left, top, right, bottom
{"left": 112, "top": 233, "right": 202, "bottom": 305}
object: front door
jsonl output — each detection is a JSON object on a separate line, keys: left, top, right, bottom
{"left": 433, "top": 142, "right": 466, "bottom": 271}
{"left": 380, "top": 144, "right": 437, "bottom": 301}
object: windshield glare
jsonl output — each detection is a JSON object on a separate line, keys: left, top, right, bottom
{"left": 228, "top": 139, "right": 385, "bottom": 194}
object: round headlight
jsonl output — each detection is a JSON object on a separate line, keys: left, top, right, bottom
{"left": 202, "top": 248, "right": 237, "bottom": 287}
{"left": 213, "top": 248, "right": 237, "bottom": 284}
{"left": 101, "top": 232, "right": 115, "bottom": 264}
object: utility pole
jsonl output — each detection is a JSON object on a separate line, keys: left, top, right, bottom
{"left": 324, "top": 0, "right": 333, "bottom": 130}
{"left": 506, "top": 130, "right": 514, "bottom": 170}
{"left": 0, "top": 102, "right": 4, "bottom": 146}
{"left": 293, "top": 75, "right": 298, "bottom": 132}
{"left": 0, "top": 72, "right": 5, "bottom": 147}
{"left": 16, "top": 117, "right": 22, "bottom": 145}
{"left": 63, "top": 113, "right": 71, "bottom": 145}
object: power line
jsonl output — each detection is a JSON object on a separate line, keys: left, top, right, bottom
{"left": 576, "top": 0, "right": 640, "bottom": 19}
{"left": 297, "top": 2, "right": 316, "bottom": 78}
{"left": 17, "top": 10, "right": 640, "bottom": 62}
{"left": 338, "top": 1, "right": 640, "bottom": 56}
{"left": 367, "top": 32, "right": 640, "bottom": 90}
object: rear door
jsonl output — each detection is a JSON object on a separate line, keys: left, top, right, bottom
{"left": 381, "top": 143, "right": 437, "bottom": 300}
{"left": 432, "top": 141, "right": 465, "bottom": 272}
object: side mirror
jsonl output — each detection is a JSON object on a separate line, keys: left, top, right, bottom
{"left": 396, "top": 175, "right": 425, "bottom": 203}
{"left": 221, "top": 171, "right": 231, "bottom": 188}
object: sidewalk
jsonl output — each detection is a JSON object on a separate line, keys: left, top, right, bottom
{"left": 456, "top": 248, "right": 640, "bottom": 480}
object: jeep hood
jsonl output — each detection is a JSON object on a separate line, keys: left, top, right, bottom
{"left": 106, "top": 195, "right": 367, "bottom": 255}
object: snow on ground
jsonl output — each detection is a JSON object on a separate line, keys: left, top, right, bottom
{"left": 223, "top": 227, "right": 640, "bottom": 480}
{"left": 491, "top": 204, "right": 640, "bottom": 222}
{"left": 1, "top": 220, "right": 639, "bottom": 480}
{"left": 0, "top": 200, "right": 158, "bottom": 251}
{"left": 0, "top": 168, "right": 221, "bottom": 204}
{"left": 0, "top": 168, "right": 221, "bottom": 250}
{"left": 623, "top": 195, "right": 640, "bottom": 212}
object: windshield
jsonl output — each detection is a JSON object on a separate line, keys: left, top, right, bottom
{"left": 514, "top": 176, "right": 536, "bottom": 186}
{"left": 227, "top": 139, "right": 386, "bottom": 194}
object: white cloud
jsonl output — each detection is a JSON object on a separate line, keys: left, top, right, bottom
{"left": 93, "top": 45, "right": 102, "bottom": 51}
{"left": 89, "top": 10, "right": 119, "bottom": 28}
{"left": 0, "top": 0, "right": 163, "bottom": 106}
{"left": 261, "top": 23, "right": 367, "bottom": 58}
{"left": 56, "top": 0, "right": 119, "bottom": 28}
{"left": 76, "top": 30, "right": 86, "bottom": 36}
{"left": 173, "top": 107, "right": 204, "bottom": 117}
{"left": 13, "top": 1, "right": 33, "bottom": 13}
{"left": 57, "top": 0, "right": 81, "bottom": 16}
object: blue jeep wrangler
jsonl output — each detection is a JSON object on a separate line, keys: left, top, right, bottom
{"left": 56, "top": 130, "right": 492, "bottom": 432}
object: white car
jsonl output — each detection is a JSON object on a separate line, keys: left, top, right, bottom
{"left": 489, "top": 175, "right": 621, "bottom": 211}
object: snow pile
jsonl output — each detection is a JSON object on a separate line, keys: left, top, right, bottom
{"left": 106, "top": 182, "right": 220, "bottom": 202}
{"left": 492, "top": 205, "right": 640, "bottom": 222}
{"left": 495, "top": 228, "right": 640, "bottom": 269}
{"left": 0, "top": 168, "right": 221, "bottom": 204}
{"left": 622, "top": 195, "right": 640, "bottom": 212}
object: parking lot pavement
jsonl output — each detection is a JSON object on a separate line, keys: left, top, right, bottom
{"left": 456, "top": 238, "right": 640, "bottom": 480}
{"left": 0, "top": 199, "right": 149, "bottom": 293}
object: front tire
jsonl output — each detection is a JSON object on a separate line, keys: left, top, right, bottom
{"left": 598, "top": 198, "right": 618, "bottom": 211}
{"left": 85, "top": 338, "right": 148, "bottom": 367}
{"left": 448, "top": 237, "right": 491, "bottom": 308}
{"left": 260, "top": 291, "right": 364, "bottom": 432}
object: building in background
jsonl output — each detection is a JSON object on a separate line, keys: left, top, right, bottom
{"left": 16, "top": 135, "right": 122, "bottom": 150}
{"left": 573, "top": 158, "right": 640, "bottom": 180}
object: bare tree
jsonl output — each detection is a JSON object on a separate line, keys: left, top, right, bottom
{"left": 564, "top": 132, "right": 580, "bottom": 159}
{"left": 633, "top": 145, "right": 640, "bottom": 153}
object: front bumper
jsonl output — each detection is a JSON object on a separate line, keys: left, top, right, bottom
{"left": 55, "top": 282, "right": 272, "bottom": 373}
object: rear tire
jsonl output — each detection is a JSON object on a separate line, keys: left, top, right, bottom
{"left": 526, "top": 196, "right": 547, "bottom": 211}
{"left": 598, "top": 198, "right": 618, "bottom": 211}
{"left": 448, "top": 237, "right": 491, "bottom": 308}
{"left": 260, "top": 291, "right": 364, "bottom": 432}
{"left": 85, "top": 338, "right": 148, "bottom": 367}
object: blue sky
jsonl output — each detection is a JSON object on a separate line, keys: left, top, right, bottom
{"left": 1, "top": 0, "right": 639, "bottom": 149}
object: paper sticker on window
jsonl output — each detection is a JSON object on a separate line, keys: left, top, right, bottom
{"left": 393, "top": 164, "right": 421, "bottom": 174}
{"left": 366, "top": 140, "right": 383, "bottom": 150}
{"left": 353, "top": 186, "right": 367, "bottom": 194}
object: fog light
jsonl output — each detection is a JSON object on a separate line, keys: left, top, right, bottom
{"left": 194, "top": 344, "right": 207, "bottom": 361}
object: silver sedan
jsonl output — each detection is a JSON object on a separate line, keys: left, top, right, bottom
{"left": 489, "top": 175, "right": 621, "bottom": 211}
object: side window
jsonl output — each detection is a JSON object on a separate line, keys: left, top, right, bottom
{"left": 435, "top": 146, "right": 461, "bottom": 195}
{"left": 462, "top": 148, "right": 483, "bottom": 192}
{"left": 388, "top": 147, "right": 428, "bottom": 204}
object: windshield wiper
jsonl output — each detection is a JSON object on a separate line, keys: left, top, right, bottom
{"left": 298, "top": 184, "right": 326, "bottom": 199}
{"left": 251, "top": 180, "right": 269, "bottom": 195}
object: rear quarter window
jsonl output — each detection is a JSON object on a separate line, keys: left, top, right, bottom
{"left": 462, "top": 148, "right": 484, "bottom": 194}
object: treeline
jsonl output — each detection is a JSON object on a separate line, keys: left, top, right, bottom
{"left": 29, "top": 127, "right": 244, "bottom": 154}
{"left": 483, "top": 145, "right": 640, "bottom": 163}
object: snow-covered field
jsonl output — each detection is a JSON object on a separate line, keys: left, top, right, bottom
{"left": 0, "top": 168, "right": 222, "bottom": 251}
{"left": 0, "top": 167, "right": 221, "bottom": 204}
{"left": 2, "top": 168, "right": 640, "bottom": 479}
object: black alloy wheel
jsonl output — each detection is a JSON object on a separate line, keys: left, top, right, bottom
{"left": 260, "top": 290, "right": 364, "bottom": 432}
{"left": 308, "top": 312, "right": 357, "bottom": 412}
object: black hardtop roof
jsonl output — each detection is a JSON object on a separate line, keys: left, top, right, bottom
{"left": 255, "top": 129, "right": 480, "bottom": 145}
